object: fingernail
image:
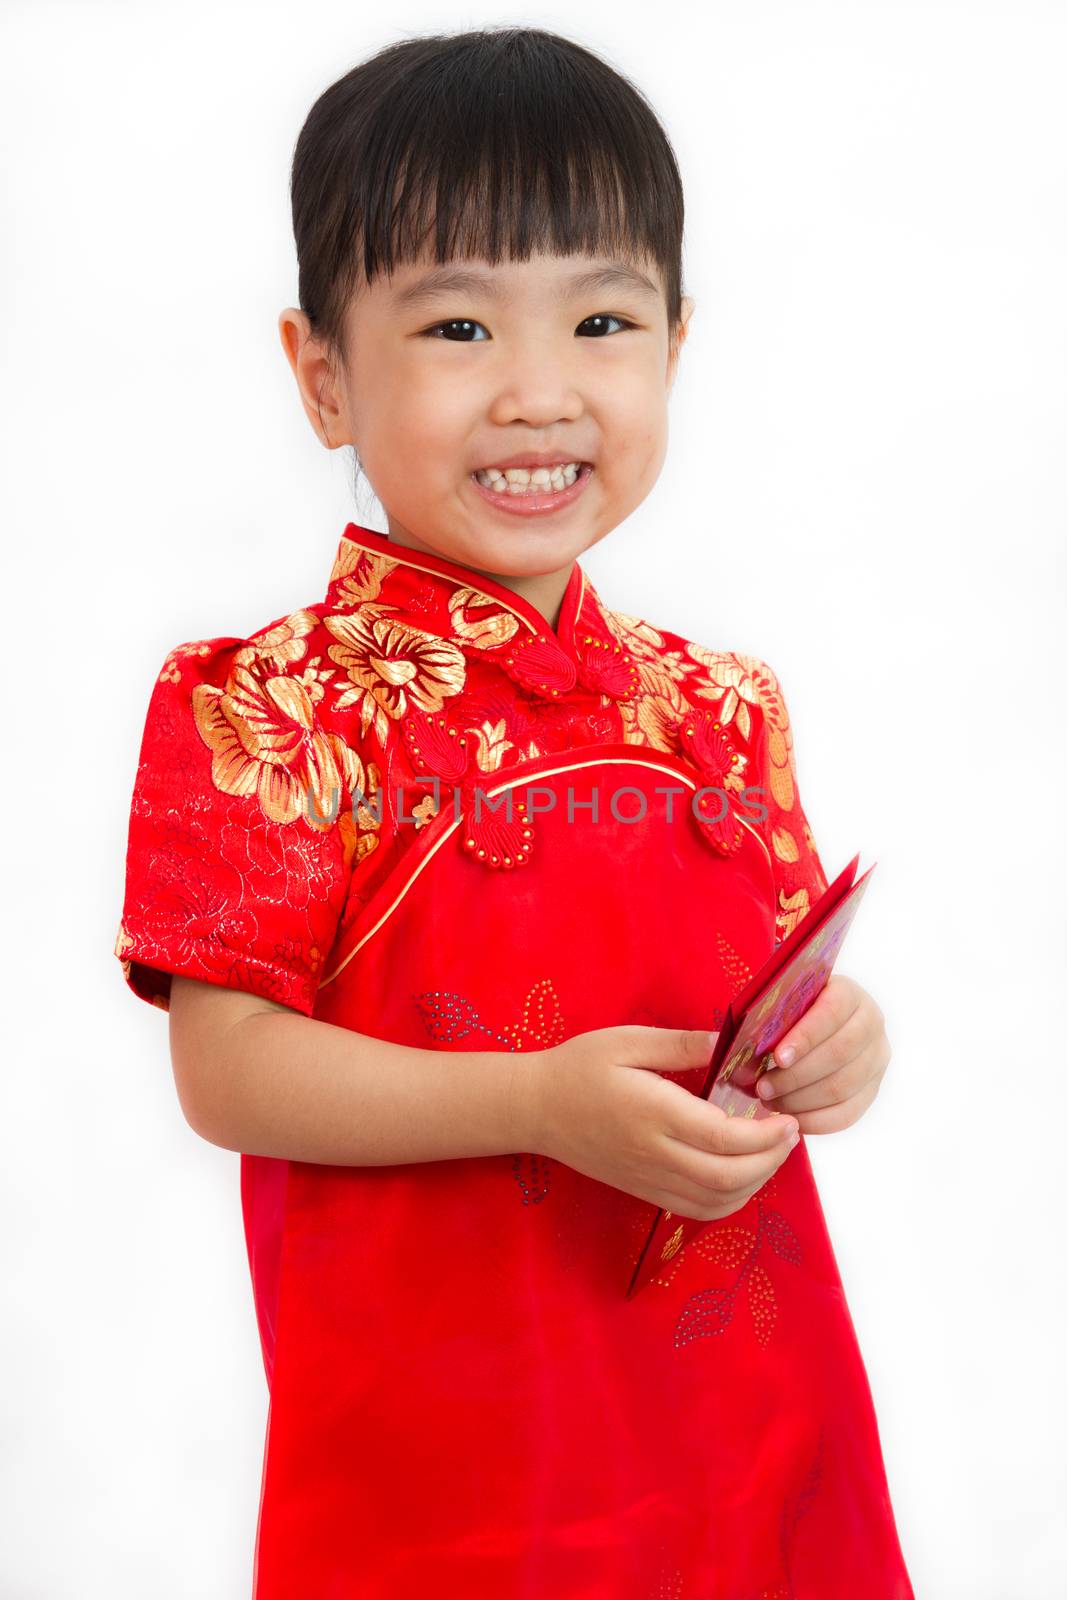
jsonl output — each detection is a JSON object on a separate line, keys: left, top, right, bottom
{"left": 777, "top": 1045, "right": 796, "bottom": 1067}
{"left": 787, "top": 1130, "right": 800, "bottom": 1149}
{"left": 758, "top": 1076, "right": 777, "bottom": 1098}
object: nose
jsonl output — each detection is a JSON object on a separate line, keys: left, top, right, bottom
{"left": 486, "top": 340, "right": 584, "bottom": 429}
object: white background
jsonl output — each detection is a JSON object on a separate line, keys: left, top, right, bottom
{"left": 3, "top": 2, "right": 1064, "bottom": 1595}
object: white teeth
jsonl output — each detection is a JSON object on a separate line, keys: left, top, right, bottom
{"left": 474, "top": 462, "right": 583, "bottom": 494}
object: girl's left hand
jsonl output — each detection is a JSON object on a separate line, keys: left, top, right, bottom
{"left": 755, "top": 974, "right": 890, "bottom": 1134}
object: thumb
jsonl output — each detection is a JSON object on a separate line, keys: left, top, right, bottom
{"left": 613, "top": 1025, "right": 718, "bottom": 1072}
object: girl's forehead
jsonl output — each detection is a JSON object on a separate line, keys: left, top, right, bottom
{"left": 374, "top": 251, "right": 665, "bottom": 305}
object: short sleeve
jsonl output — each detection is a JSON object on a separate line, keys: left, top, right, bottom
{"left": 114, "top": 630, "right": 371, "bottom": 1016}
{"left": 749, "top": 656, "right": 830, "bottom": 947}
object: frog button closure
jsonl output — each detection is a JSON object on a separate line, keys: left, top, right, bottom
{"left": 402, "top": 707, "right": 535, "bottom": 871}
{"left": 676, "top": 707, "right": 748, "bottom": 857}
{"left": 574, "top": 622, "right": 642, "bottom": 701}
{"left": 497, "top": 634, "right": 578, "bottom": 699}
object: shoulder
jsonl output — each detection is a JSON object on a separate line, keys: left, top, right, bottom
{"left": 139, "top": 603, "right": 380, "bottom": 832}
{"left": 152, "top": 604, "right": 332, "bottom": 696}
{"left": 602, "top": 604, "right": 790, "bottom": 750}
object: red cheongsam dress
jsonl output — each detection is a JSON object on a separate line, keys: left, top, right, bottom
{"left": 115, "top": 521, "right": 915, "bottom": 1599}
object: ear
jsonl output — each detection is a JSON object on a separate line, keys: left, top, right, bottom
{"left": 666, "top": 294, "right": 696, "bottom": 390}
{"left": 277, "top": 308, "right": 352, "bottom": 449}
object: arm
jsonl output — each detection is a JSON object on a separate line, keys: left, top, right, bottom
{"left": 171, "top": 980, "right": 800, "bottom": 1215}
{"left": 168, "top": 975, "right": 539, "bottom": 1165}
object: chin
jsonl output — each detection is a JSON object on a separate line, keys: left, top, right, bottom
{"left": 469, "top": 524, "right": 593, "bottom": 575}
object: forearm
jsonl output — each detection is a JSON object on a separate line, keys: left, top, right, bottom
{"left": 189, "top": 1008, "right": 543, "bottom": 1165}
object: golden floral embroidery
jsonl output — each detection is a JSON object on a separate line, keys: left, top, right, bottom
{"left": 336, "top": 759, "right": 383, "bottom": 866}
{"left": 191, "top": 651, "right": 377, "bottom": 835}
{"left": 244, "top": 609, "right": 322, "bottom": 673}
{"left": 731, "top": 654, "right": 797, "bottom": 812}
{"left": 158, "top": 640, "right": 213, "bottom": 685}
{"left": 599, "top": 611, "right": 697, "bottom": 748}
{"left": 327, "top": 540, "right": 398, "bottom": 604}
{"left": 114, "top": 920, "right": 134, "bottom": 980}
{"left": 603, "top": 611, "right": 699, "bottom": 687}
{"left": 323, "top": 611, "right": 467, "bottom": 743}
{"left": 448, "top": 587, "right": 522, "bottom": 648}
{"left": 682, "top": 646, "right": 766, "bottom": 742}
{"left": 410, "top": 794, "right": 439, "bottom": 828}
{"left": 615, "top": 655, "right": 690, "bottom": 749}
{"left": 776, "top": 885, "right": 812, "bottom": 943}
{"left": 118, "top": 592, "right": 397, "bottom": 1013}
{"left": 603, "top": 620, "right": 767, "bottom": 797}
{"left": 771, "top": 824, "right": 800, "bottom": 864}
{"left": 317, "top": 532, "right": 826, "bottom": 893}
{"left": 468, "top": 717, "right": 517, "bottom": 773}
{"left": 124, "top": 527, "right": 831, "bottom": 1018}
{"left": 679, "top": 649, "right": 828, "bottom": 911}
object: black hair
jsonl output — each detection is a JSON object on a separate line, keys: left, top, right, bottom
{"left": 289, "top": 25, "right": 687, "bottom": 369}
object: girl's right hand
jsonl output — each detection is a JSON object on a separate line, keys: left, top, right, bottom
{"left": 525, "top": 1026, "right": 801, "bottom": 1222}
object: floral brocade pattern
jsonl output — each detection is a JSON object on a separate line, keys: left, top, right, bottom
{"left": 115, "top": 523, "right": 828, "bottom": 1013}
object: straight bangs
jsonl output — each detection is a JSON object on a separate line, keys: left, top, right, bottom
{"left": 291, "top": 28, "right": 685, "bottom": 354}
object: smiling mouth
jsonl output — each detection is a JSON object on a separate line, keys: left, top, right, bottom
{"left": 468, "top": 462, "right": 595, "bottom": 517}
{"left": 472, "top": 462, "right": 587, "bottom": 496}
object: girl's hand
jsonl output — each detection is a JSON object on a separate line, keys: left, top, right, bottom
{"left": 526, "top": 1026, "right": 801, "bottom": 1222}
{"left": 755, "top": 974, "right": 890, "bottom": 1134}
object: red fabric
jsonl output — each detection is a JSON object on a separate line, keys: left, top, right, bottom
{"left": 115, "top": 523, "right": 914, "bottom": 1598}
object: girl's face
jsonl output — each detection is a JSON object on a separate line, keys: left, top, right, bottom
{"left": 282, "top": 249, "right": 693, "bottom": 592}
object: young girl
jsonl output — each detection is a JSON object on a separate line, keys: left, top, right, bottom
{"left": 115, "top": 26, "right": 914, "bottom": 1599}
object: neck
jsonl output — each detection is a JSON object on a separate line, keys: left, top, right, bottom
{"left": 383, "top": 524, "right": 573, "bottom": 635}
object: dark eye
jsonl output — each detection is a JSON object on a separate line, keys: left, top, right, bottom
{"left": 424, "top": 313, "right": 637, "bottom": 341}
{"left": 577, "top": 314, "right": 634, "bottom": 337}
{"left": 424, "top": 319, "right": 489, "bottom": 342}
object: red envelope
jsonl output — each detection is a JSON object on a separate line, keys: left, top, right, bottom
{"left": 626, "top": 854, "right": 877, "bottom": 1298}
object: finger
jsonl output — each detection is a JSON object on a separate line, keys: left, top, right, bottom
{"left": 651, "top": 1169, "right": 770, "bottom": 1223}
{"left": 791, "top": 1035, "right": 889, "bottom": 1117}
{"left": 760, "top": 991, "right": 871, "bottom": 1103}
{"left": 762, "top": 1051, "right": 870, "bottom": 1116}
{"left": 760, "top": 1021, "right": 888, "bottom": 1114}
{"left": 667, "top": 1094, "right": 798, "bottom": 1157}
{"left": 662, "top": 1127, "right": 800, "bottom": 1202}
{"left": 789, "top": 1074, "right": 881, "bottom": 1135}
{"left": 615, "top": 1025, "right": 720, "bottom": 1073}
{"left": 771, "top": 974, "right": 861, "bottom": 1070}
{"left": 654, "top": 1191, "right": 718, "bottom": 1221}
{"left": 655, "top": 1183, "right": 761, "bottom": 1223}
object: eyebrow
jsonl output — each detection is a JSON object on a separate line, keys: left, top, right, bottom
{"left": 391, "top": 262, "right": 661, "bottom": 310}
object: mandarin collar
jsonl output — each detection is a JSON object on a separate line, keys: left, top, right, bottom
{"left": 321, "top": 524, "right": 751, "bottom": 868}
{"left": 326, "top": 521, "right": 642, "bottom": 706}
{"left": 327, "top": 521, "right": 587, "bottom": 648}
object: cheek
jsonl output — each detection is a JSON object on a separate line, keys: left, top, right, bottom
{"left": 361, "top": 380, "right": 465, "bottom": 485}
{"left": 605, "top": 392, "right": 669, "bottom": 479}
